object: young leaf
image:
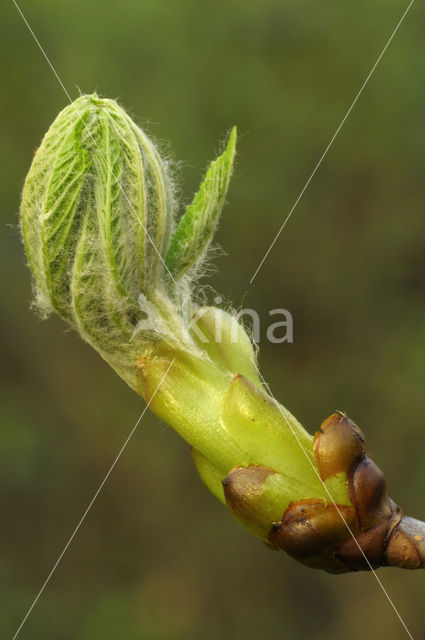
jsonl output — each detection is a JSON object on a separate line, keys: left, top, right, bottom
{"left": 165, "top": 127, "right": 236, "bottom": 280}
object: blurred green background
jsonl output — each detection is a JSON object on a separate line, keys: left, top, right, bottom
{"left": 1, "top": 1, "right": 424, "bottom": 638}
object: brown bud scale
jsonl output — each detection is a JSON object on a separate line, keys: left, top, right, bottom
{"left": 269, "top": 413, "right": 425, "bottom": 573}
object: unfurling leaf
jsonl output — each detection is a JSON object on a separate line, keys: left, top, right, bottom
{"left": 165, "top": 127, "right": 236, "bottom": 279}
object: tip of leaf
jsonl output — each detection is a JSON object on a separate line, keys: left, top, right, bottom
{"left": 228, "top": 126, "right": 237, "bottom": 151}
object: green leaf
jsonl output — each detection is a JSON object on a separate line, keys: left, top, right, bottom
{"left": 165, "top": 127, "right": 236, "bottom": 279}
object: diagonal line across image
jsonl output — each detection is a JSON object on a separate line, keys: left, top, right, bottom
{"left": 11, "top": 1, "right": 416, "bottom": 638}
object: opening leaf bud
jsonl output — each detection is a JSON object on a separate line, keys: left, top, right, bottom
{"left": 20, "top": 95, "right": 236, "bottom": 390}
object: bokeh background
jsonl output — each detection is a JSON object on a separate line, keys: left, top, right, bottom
{"left": 1, "top": 1, "right": 424, "bottom": 638}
